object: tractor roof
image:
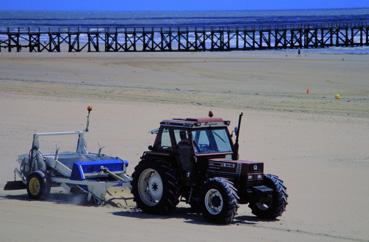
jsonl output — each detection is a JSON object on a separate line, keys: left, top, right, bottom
{"left": 160, "top": 117, "right": 230, "bottom": 128}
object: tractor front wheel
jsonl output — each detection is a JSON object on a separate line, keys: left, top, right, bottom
{"left": 249, "top": 174, "right": 288, "bottom": 219}
{"left": 201, "top": 177, "right": 238, "bottom": 224}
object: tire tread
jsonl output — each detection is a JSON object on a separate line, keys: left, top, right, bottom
{"left": 249, "top": 174, "right": 288, "bottom": 219}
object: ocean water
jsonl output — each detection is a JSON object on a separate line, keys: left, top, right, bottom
{"left": 0, "top": 8, "right": 369, "bottom": 31}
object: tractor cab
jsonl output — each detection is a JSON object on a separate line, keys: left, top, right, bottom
{"left": 151, "top": 116, "right": 235, "bottom": 159}
{"left": 147, "top": 116, "right": 240, "bottom": 185}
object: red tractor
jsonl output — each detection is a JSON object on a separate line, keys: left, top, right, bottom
{"left": 131, "top": 112, "right": 287, "bottom": 224}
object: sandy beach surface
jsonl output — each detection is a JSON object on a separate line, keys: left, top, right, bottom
{"left": 0, "top": 51, "right": 369, "bottom": 242}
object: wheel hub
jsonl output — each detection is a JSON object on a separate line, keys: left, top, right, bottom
{"left": 28, "top": 177, "right": 40, "bottom": 196}
{"left": 151, "top": 183, "right": 158, "bottom": 191}
{"left": 204, "top": 189, "right": 224, "bottom": 215}
{"left": 256, "top": 194, "right": 273, "bottom": 211}
{"left": 138, "top": 168, "right": 164, "bottom": 207}
{"left": 211, "top": 196, "right": 221, "bottom": 207}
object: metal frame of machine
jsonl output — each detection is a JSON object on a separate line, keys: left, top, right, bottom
{"left": 4, "top": 107, "right": 132, "bottom": 204}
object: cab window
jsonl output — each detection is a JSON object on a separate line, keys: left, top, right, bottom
{"left": 159, "top": 128, "right": 172, "bottom": 148}
{"left": 192, "top": 128, "right": 232, "bottom": 154}
{"left": 174, "top": 129, "right": 189, "bottom": 144}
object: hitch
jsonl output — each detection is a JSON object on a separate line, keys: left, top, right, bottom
{"left": 100, "top": 166, "right": 125, "bottom": 181}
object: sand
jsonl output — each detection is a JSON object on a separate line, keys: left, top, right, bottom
{"left": 0, "top": 51, "right": 369, "bottom": 242}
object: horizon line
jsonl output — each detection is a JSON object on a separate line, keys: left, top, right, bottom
{"left": 1, "top": 7, "right": 369, "bottom": 12}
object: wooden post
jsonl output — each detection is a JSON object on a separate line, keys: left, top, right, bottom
{"left": 329, "top": 28, "right": 334, "bottom": 46}
{"left": 321, "top": 28, "right": 324, "bottom": 48}
{"left": 236, "top": 28, "right": 239, "bottom": 49}
{"left": 151, "top": 27, "right": 154, "bottom": 51}
{"left": 177, "top": 27, "right": 181, "bottom": 51}
{"left": 350, "top": 28, "right": 354, "bottom": 46}
{"left": 133, "top": 28, "right": 136, "bottom": 52}
{"left": 160, "top": 27, "right": 164, "bottom": 51}
{"left": 314, "top": 28, "right": 318, "bottom": 48}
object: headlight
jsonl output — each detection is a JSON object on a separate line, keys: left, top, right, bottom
{"left": 248, "top": 174, "right": 263, "bottom": 180}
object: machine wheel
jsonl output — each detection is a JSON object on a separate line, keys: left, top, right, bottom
{"left": 26, "top": 171, "right": 50, "bottom": 200}
{"left": 249, "top": 174, "right": 288, "bottom": 219}
{"left": 201, "top": 177, "right": 238, "bottom": 224}
{"left": 131, "top": 159, "right": 179, "bottom": 214}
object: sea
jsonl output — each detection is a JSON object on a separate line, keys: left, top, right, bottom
{"left": 1, "top": 8, "right": 369, "bottom": 53}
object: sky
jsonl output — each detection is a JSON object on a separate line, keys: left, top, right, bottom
{"left": 1, "top": 0, "right": 369, "bottom": 11}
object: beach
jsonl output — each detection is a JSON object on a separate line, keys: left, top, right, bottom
{"left": 0, "top": 51, "right": 369, "bottom": 242}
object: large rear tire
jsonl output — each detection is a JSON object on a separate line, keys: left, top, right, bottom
{"left": 249, "top": 174, "right": 288, "bottom": 219}
{"left": 131, "top": 159, "right": 179, "bottom": 214}
{"left": 201, "top": 177, "right": 238, "bottom": 224}
{"left": 26, "top": 171, "right": 50, "bottom": 200}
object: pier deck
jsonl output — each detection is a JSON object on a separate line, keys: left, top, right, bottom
{"left": 1, "top": 23, "right": 369, "bottom": 52}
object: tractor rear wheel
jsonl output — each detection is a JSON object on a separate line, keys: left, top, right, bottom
{"left": 201, "top": 177, "right": 238, "bottom": 224}
{"left": 249, "top": 174, "right": 288, "bottom": 219}
{"left": 26, "top": 171, "right": 50, "bottom": 200}
{"left": 132, "top": 159, "right": 179, "bottom": 214}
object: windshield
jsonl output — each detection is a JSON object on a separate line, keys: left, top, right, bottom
{"left": 192, "top": 128, "right": 233, "bottom": 154}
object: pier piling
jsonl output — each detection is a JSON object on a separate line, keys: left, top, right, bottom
{"left": 1, "top": 23, "right": 369, "bottom": 52}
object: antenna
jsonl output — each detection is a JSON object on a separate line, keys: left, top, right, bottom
{"left": 85, "top": 105, "right": 92, "bottom": 132}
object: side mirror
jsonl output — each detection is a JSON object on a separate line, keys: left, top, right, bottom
{"left": 148, "top": 145, "right": 153, "bottom": 151}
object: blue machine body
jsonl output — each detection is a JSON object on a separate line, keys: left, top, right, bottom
{"left": 70, "top": 158, "right": 128, "bottom": 180}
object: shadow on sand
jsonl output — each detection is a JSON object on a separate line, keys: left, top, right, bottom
{"left": 1, "top": 192, "right": 92, "bottom": 206}
{"left": 1, "top": 192, "right": 276, "bottom": 226}
{"left": 112, "top": 207, "right": 275, "bottom": 225}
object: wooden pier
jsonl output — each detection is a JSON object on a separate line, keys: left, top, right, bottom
{"left": 1, "top": 23, "right": 369, "bottom": 52}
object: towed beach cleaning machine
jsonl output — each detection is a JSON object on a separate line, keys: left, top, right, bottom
{"left": 4, "top": 106, "right": 131, "bottom": 204}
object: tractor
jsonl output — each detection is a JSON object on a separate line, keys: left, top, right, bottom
{"left": 131, "top": 112, "right": 288, "bottom": 224}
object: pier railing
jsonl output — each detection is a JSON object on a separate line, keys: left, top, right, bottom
{"left": 1, "top": 23, "right": 369, "bottom": 52}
